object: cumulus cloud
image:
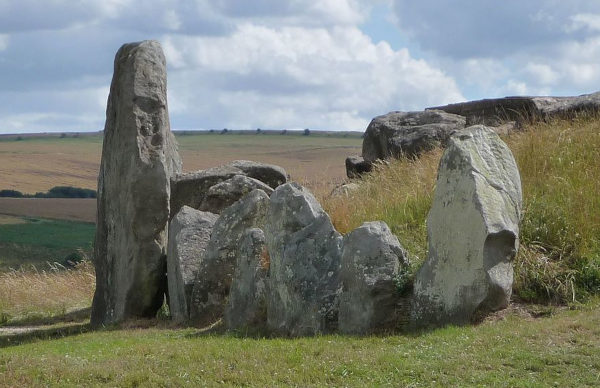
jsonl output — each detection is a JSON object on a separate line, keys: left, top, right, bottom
{"left": 568, "top": 13, "right": 600, "bottom": 33}
{"left": 390, "top": 0, "right": 600, "bottom": 99}
{"left": 7, "top": 0, "right": 600, "bottom": 135}
{"left": 213, "top": 0, "right": 367, "bottom": 26}
{"left": 392, "top": 0, "right": 600, "bottom": 59}
{"left": 162, "top": 24, "right": 463, "bottom": 131}
{"left": 0, "top": 34, "right": 8, "bottom": 51}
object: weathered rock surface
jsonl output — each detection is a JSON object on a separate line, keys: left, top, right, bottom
{"left": 362, "top": 110, "right": 466, "bottom": 162}
{"left": 91, "top": 40, "right": 181, "bottom": 326}
{"left": 265, "top": 182, "right": 343, "bottom": 336}
{"left": 429, "top": 91, "right": 600, "bottom": 125}
{"left": 428, "top": 97, "right": 540, "bottom": 126}
{"left": 339, "top": 221, "right": 408, "bottom": 334}
{"left": 330, "top": 182, "right": 360, "bottom": 198}
{"left": 167, "top": 207, "right": 218, "bottom": 322}
{"left": 171, "top": 160, "right": 287, "bottom": 217}
{"left": 411, "top": 125, "right": 522, "bottom": 328}
{"left": 189, "top": 189, "right": 270, "bottom": 325}
{"left": 199, "top": 175, "right": 274, "bottom": 214}
{"left": 225, "top": 228, "right": 269, "bottom": 330}
{"left": 345, "top": 155, "right": 373, "bottom": 178}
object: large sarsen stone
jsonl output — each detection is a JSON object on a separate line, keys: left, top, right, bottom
{"left": 411, "top": 125, "right": 522, "bottom": 328}
{"left": 167, "top": 207, "right": 217, "bottom": 322}
{"left": 189, "top": 189, "right": 270, "bottom": 325}
{"left": 362, "top": 110, "right": 465, "bottom": 161}
{"left": 339, "top": 221, "right": 408, "bottom": 334}
{"left": 225, "top": 228, "right": 269, "bottom": 330}
{"left": 171, "top": 160, "right": 286, "bottom": 217}
{"left": 265, "top": 182, "right": 343, "bottom": 336}
{"left": 92, "top": 40, "right": 182, "bottom": 326}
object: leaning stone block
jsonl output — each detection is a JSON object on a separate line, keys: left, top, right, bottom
{"left": 225, "top": 228, "right": 269, "bottom": 330}
{"left": 265, "top": 182, "right": 343, "bottom": 336}
{"left": 167, "top": 206, "right": 217, "bottom": 322}
{"left": 339, "top": 221, "right": 408, "bottom": 334}
{"left": 189, "top": 189, "right": 270, "bottom": 325}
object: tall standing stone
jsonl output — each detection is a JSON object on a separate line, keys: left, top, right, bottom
{"left": 189, "top": 189, "right": 270, "bottom": 325}
{"left": 91, "top": 40, "right": 182, "bottom": 326}
{"left": 225, "top": 228, "right": 269, "bottom": 330}
{"left": 411, "top": 126, "right": 522, "bottom": 328}
{"left": 265, "top": 183, "right": 343, "bottom": 336}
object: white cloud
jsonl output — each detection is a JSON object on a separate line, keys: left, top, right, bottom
{"left": 163, "top": 24, "right": 464, "bottom": 131}
{"left": 0, "top": 34, "right": 8, "bottom": 51}
{"left": 213, "top": 0, "right": 366, "bottom": 26}
{"left": 9, "top": 0, "right": 600, "bottom": 135}
{"left": 524, "top": 63, "right": 560, "bottom": 86}
{"left": 568, "top": 13, "right": 600, "bottom": 32}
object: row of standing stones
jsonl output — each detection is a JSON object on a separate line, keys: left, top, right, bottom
{"left": 91, "top": 40, "right": 526, "bottom": 335}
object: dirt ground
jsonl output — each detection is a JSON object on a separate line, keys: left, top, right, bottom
{"left": 0, "top": 198, "right": 96, "bottom": 223}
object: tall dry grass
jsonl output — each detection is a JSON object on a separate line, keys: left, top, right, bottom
{"left": 322, "top": 149, "right": 442, "bottom": 264}
{"left": 324, "top": 114, "right": 600, "bottom": 304}
{"left": 507, "top": 114, "right": 600, "bottom": 302}
{"left": 0, "top": 260, "right": 95, "bottom": 324}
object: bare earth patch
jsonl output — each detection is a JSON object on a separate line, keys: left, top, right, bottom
{"left": 0, "top": 198, "right": 96, "bottom": 223}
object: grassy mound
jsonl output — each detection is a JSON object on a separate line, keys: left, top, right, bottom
{"left": 324, "top": 114, "right": 600, "bottom": 304}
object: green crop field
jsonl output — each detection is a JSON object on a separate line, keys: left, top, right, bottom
{"left": 0, "top": 215, "right": 95, "bottom": 270}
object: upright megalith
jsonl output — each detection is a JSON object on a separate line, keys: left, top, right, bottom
{"left": 167, "top": 207, "right": 217, "bottom": 322}
{"left": 411, "top": 125, "right": 522, "bottom": 328}
{"left": 339, "top": 221, "right": 408, "bottom": 334}
{"left": 265, "top": 182, "right": 343, "bottom": 336}
{"left": 189, "top": 189, "right": 270, "bottom": 325}
{"left": 225, "top": 228, "right": 269, "bottom": 330}
{"left": 92, "top": 40, "right": 181, "bottom": 326}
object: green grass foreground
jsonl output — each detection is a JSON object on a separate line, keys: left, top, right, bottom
{"left": 1, "top": 301, "right": 599, "bottom": 387}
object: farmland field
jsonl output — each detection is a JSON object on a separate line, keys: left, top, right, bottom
{"left": 0, "top": 214, "right": 94, "bottom": 270}
{"left": 0, "top": 131, "right": 361, "bottom": 268}
{"left": 0, "top": 198, "right": 96, "bottom": 223}
{"left": 0, "top": 132, "right": 362, "bottom": 195}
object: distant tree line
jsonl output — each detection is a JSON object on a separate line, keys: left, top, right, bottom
{"left": 0, "top": 186, "right": 97, "bottom": 199}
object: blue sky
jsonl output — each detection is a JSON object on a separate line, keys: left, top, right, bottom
{"left": 1, "top": 0, "right": 600, "bottom": 134}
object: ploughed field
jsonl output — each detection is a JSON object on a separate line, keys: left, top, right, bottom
{"left": 0, "top": 132, "right": 362, "bottom": 194}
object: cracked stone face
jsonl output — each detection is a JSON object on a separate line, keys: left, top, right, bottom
{"left": 91, "top": 40, "right": 181, "bottom": 326}
{"left": 411, "top": 125, "right": 522, "bottom": 329}
{"left": 265, "top": 182, "right": 343, "bottom": 337}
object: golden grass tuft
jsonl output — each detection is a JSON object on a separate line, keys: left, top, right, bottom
{"left": 0, "top": 259, "right": 95, "bottom": 323}
{"left": 322, "top": 149, "right": 442, "bottom": 263}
